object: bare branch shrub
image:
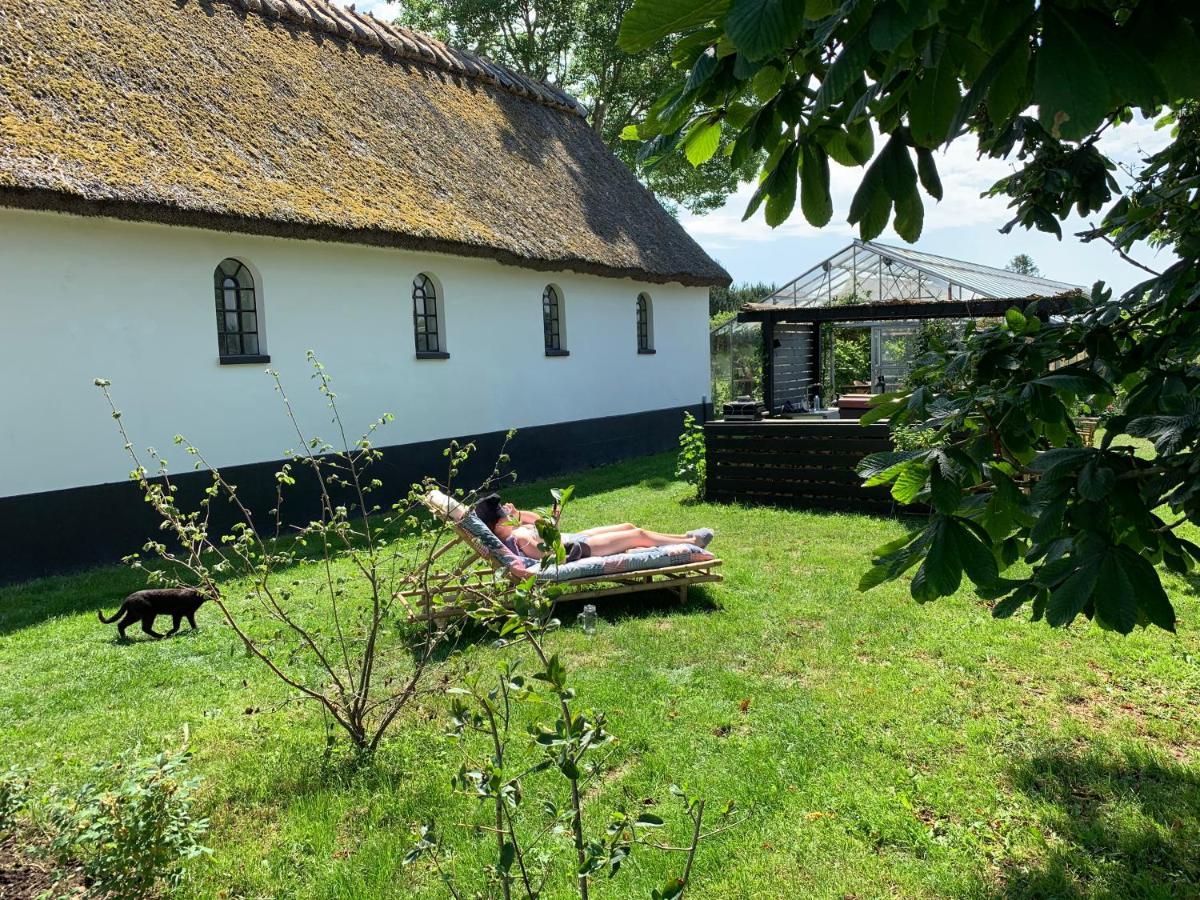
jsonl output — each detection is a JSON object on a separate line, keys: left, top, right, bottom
{"left": 95, "top": 353, "right": 511, "bottom": 752}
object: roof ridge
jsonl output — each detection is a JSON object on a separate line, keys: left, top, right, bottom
{"left": 863, "top": 240, "right": 1081, "bottom": 289}
{"left": 225, "top": 0, "right": 588, "bottom": 118}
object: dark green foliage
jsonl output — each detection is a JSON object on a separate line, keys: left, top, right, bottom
{"left": 676, "top": 411, "right": 707, "bottom": 495}
{"left": 709, "top": 281, "right": 777, "bottom": 316}
{"left": 623, "top": 0, "right": 1200, "bottom": 634}
{"left": 0, "top": 766, "right": 30, "bottom": 833}
{"left": 46, "top": 748, "right": 209, "bottom": 897}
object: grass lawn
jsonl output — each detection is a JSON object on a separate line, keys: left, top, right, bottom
{"left": 2, "top": 452, "right": 1198, "bottom": 899}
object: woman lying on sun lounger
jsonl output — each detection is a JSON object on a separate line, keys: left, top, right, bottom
{"left": 474, "top": 494, "right": 713, "bottom": 564}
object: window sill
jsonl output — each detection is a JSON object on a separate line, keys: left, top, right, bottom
{"left": 416, "top": 350, "right": 451, "bottom": 360}
{"left": 637, "top": 348, "right": 657, "bottom": 355}
{"left": 219, "top": 354, "right": 271, "bottom": 366}
{"left": 544, "top": 348, "right": 570, "bottom": 357}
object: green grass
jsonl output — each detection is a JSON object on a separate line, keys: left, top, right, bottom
{"left": 2, "top": 453, "right": 1199, "bottom": 899}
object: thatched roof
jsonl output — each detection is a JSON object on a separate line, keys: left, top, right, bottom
{"left": 0, "top": 0, "right": 728, "bottom": 287}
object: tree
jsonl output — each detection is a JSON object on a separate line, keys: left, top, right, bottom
{"left": 1005, "top": 254, "right": 1041, "bottom": 277}
{"left": 620, "top": 1, "right": 1200, "bottom": 634}
{"left": 395, "top": 0, "right": 757, "bottom": 212}
{"left": 709, "top": 280, "right": 777, "bottom": 316}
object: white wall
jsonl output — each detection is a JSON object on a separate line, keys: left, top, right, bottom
{"left": 0, "top": 209, "right": 711, "bottom": 497}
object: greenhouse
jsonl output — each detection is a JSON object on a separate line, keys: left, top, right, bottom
{"left": 711, "top": 240, "right": 1082, "bottom": 414}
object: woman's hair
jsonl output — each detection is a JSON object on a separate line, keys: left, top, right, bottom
{"left": 474, "top": 494, "right": 506, "bottom": 529}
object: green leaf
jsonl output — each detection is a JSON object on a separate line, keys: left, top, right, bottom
{"left": 891, "top": 462, "right": 930, "bottom": 505}
{"left": 948, "top": 519, "right": 998, "bottom": 589}
{"left": 619, "top": 124, "right": 641, "bottom": 141}
{"left": 725, "top": 0, "right": 806, "bottom": 62}
{"left": 929, "top": 466, "right": 961, "bottom": 514}
{"left": 684, "top": 119, "right": 722, "bottom": 166}
{"left": 1045, "top": 560, "right": 1100, "bottom": 627}
{"left": 1076, "top": 460, "right": 1114, "bottom": 502}
{"left": 878, "top": 132, "right": 917, "bottom": 202}
{"left": 635, "top": 812, "right": 666, "bottom": 827}
{"left": 920, "top": 519, "right": 963, "bottom": 597}
{"left": 1093, "top": 552, "right": 1138, "bottom": 634}
{"left": 764, "top": 143, "right": 800, "bottom": 226}
{"left": 892, "top": 188, "right": 924, "bottom": 243}
{"left": 1004, "top": 307, "right": 1026, "bottom": 331}
{"left": 848, "top": 155, "right": 892, "bottom": 240}
{"left": 946, "top": 15, "right": 1035, "bottom": 140}
{"left": 683, "top": 46, "right": 719, "bottom": 95}
{"left": 752, "top": 64, "right": 786, "bottom": 101}
{"left": 1034, "top": 7, "right": 1116, "bottom": 140}
{"left": 986, "top": 34, "right": 1031, "bottom": 124}
{"left": 813, "top": 35, "right": 871, "bottom": 115}
{"left": 1126, "top": 0, "right": 1200, "bottom": 100}
{"left": 1033, "top": 371, "right": 1110, "bottom": 397}
{"left": 915, "top": 147, "right": 942, "bottom": 200}
{"left": 908, "top": 62, "right": 960, "bottom": 149}
{"left": 1116, "top": 547, "right": 1176, "bottom": 633}
{"left": 868, "top": 0, "right": 930, "bottom": 52}
{"left": 618, "top": 0, "right": 731, "bottom": 52}
{"left": 499, "top": 841, "right": 516, "bottom": 873}
{"left": 799, "top": 143, "right": 833, "bottom": 227}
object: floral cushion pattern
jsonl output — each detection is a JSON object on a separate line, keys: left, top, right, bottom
{"left": 530, "top": 543, "right": 714, "bottom": 583}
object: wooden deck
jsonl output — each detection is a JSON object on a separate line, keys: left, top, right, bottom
{"left": 704, "top": 419, "right": 901, "bottom": 514}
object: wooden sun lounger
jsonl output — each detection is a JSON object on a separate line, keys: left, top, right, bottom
{"left": 408, "top": 492, "right": 723, "bottom": 621}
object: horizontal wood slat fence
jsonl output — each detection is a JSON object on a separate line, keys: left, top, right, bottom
{"left": 704, "top": 420, "right": 904, "bottom": 515}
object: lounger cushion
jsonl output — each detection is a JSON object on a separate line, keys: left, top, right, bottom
{"left": 531, "top": 543, "right": 714, "bottom": 582}
{"left": 425, "top": 490, "right": 714, "bottom": 584}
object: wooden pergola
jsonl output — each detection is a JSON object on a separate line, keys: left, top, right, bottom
{"left": 739, "top": 292, "right": 1081, "bottom": 413}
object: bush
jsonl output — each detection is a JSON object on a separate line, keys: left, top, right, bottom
{"left": 0, "top": 765, "right": 30, "bottom": 832}
{"left": 676, "top": 412, "right": 706, "bottom": 495}
{"left": 46, "top": 748, "right": 210, "bottom": 898}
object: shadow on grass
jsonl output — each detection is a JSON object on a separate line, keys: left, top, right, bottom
{"left": 995, "top": 746, "right": 1200, "bottom": 899}
{"left": 0, "top": 453, "right": 688, "bottom": 638}
{"left": 0, "top": 565, "right": 150, "bottom": 636}
{"left": 420, "top": 585, "right": 721, "bottom": 663}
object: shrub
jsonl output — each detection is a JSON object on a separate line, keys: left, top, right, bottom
{"left": 0, "top": 765, "right": 30, "bottom": 832}
{"left": 46, "top": 748, "right": 209, "bottom": 897}
{"left": 96, "top": 355, "right": 504, "bottom": 752}
{"left": 676, "top": 412, "right": 706, "bottom": 495}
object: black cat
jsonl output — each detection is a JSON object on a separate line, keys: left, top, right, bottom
{"left": 98, "top": 588, "right": 212, "bottom": 640}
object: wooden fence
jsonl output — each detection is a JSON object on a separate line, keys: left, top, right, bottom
{"left": 704, "top": 419, "right": 900, "bottom": 515}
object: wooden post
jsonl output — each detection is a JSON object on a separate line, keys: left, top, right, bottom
{"left": 810, "top": 322, "right": 822, "bottom": 403}
{"left": 761, "top": 316, "right": 775, "bottom": 413}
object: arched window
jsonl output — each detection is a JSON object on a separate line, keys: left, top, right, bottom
{"left": 542, "top": 284, "right": 567, "bottom": 355}
{"left": 214, "top": 258, "right": 265, "bottom": 362}
{"left": 412, "top": 273, "right": 446, "bottom": 357}
{"left": 636, "top": 292, "right": 655, "bottom": 353}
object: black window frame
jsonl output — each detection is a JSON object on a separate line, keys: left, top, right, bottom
{"left": 214, "top": 258, "right": 269, "bottom": 364}
{"left": 636, "top": 292, "right": 655, "bottom": 354}
{"left": 542, "top": 284, "right": 568, "bottom": 356}
{"left": 412, "top": 273, "right": 448, "bottom": 359}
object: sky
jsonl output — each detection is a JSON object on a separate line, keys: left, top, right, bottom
{"left": 677, "top": 117, "right": 1173, "bottom": 296}
{"left": 340, "top": 1, "right": 1170, "bottom": 296}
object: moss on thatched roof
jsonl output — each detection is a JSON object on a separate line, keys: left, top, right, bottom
{"left": 0, "top": 0, "right": 728, "bottom": 287}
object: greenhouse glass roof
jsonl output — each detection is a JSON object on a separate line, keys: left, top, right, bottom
{"left": 758, "top": 240, "right": 1082, "bottom": 308}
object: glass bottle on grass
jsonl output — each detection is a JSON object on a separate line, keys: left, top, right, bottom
{"left": 579, "top": 604, "right": 597, "bottom": 636}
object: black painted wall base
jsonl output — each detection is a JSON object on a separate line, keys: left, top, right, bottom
{"left": 1, "top": 404, "right": 698, "bottom": 585}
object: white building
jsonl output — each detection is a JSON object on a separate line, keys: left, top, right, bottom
{"left": 0, "top": 0, "right": 728, "bottom": 581}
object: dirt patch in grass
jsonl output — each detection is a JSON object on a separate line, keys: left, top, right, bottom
{"left": 0, "top": 835, "right": 84, "bottom": 898}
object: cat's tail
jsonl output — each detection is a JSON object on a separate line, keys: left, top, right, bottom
{"left": 97, "top": 602, "right": 127, "bottom": 624}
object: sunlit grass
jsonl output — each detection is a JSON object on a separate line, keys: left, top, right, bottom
{"left": 1, "top": 453, "right": 1197, "bottom": 898}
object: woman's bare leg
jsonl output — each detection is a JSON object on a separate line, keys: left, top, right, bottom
{"left": 573, "top": 522, "right": 636, "bottom": 537}
{"left": 584, "top": 528, "right": 699, "bottom": 556}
